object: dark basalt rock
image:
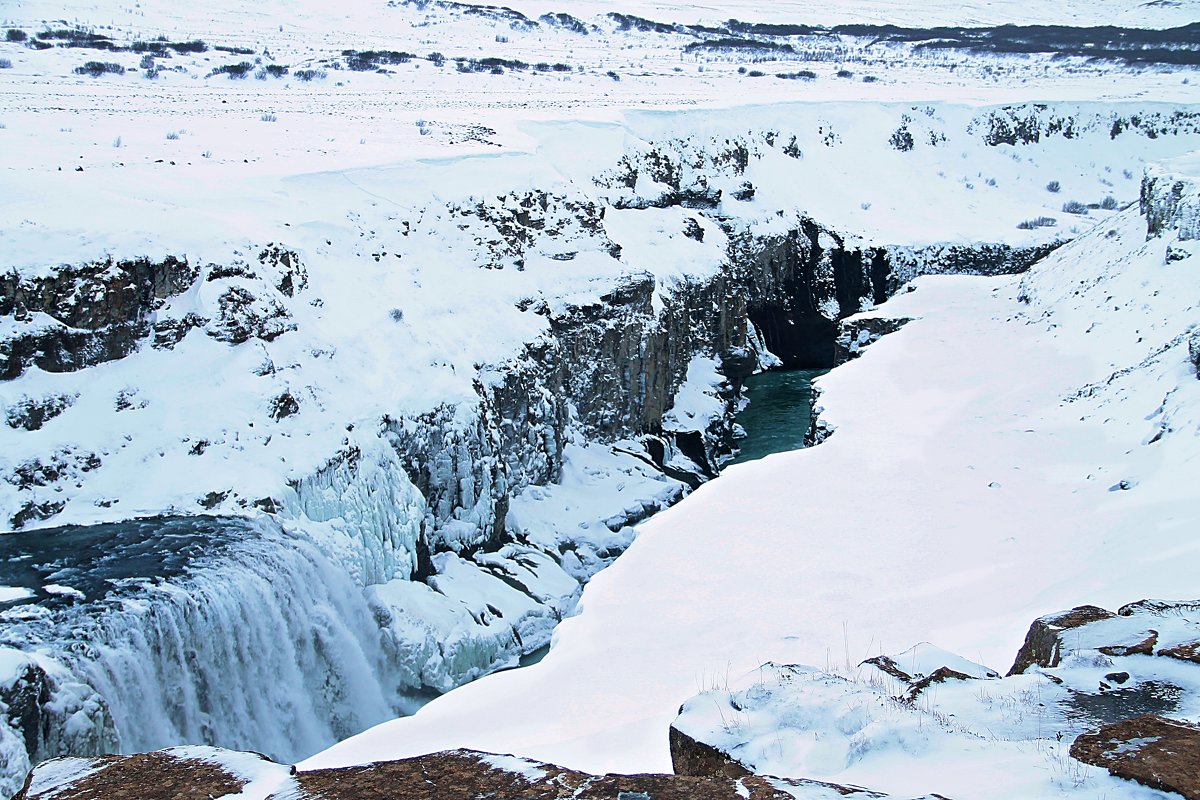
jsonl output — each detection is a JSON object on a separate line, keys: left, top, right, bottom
{"left": 206, "top": 286, "right": 295, "bottom": 344}
{"left": 834, "top": 316, "right": 913, "bottom": 365}
{"left": 1188, "top": 329, "right": 1200, "bottom": 378}
{"left": 3, "top": 393, "right": 76, "bottom": 431}
{"left": 1070, "top": 714, "right": 1200, "bottom": 799}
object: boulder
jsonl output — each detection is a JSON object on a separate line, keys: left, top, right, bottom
{"left": 1007, "top": 605, "right": 1115, "bottom": 675}
{"left": 1070, "top": 714, "right": 1200, "bottom": 799}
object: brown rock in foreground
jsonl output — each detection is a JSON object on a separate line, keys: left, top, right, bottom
{"left": 13, "top": 750, "right": 253, "bottom": 800}
{"left": 1007, "top": 605, "right": 1115, "bottom": 675}
{"left": 15, "top": 746, "right": 945, "bottom": 800}
{"left": 1070, "top": 714, "right": 1200, "bottom": 799}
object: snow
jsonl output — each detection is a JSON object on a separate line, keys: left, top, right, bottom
{"left": 306, "top": 197, "right": 1200, "bottom": 798}
{"left": 21, "top": 757, "right": 103, "bottom": 799}
{"left": 0, "top": 587, "right": 34, "bottom": 603}
{"left": 163, "top": 746, "right": 296, "bottom": 800}
{"left": 0, "top": 647, "right": 34, "bottom": 690}
{"left": 662, "top": 355, "right": 726, "bottom": 433}
{"left": 43, "top": 584, "right": 86, "bottom": 600}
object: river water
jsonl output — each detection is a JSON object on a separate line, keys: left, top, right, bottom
{"left": 730, "top": 369, "right": 827, "bottom": 464}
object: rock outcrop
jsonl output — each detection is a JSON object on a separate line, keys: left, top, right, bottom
{"left": 14, "top": 746, "right": 947, "bottom": 800}
{"left": 1071, "top": 714, "right": 1200, "bottom": 799}
{"left": 1007, "top": 604, "right": 1116, "bottom": 674}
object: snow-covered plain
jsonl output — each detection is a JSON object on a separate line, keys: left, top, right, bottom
{"left": 1, "top": 0, "right": 1200, "bottom": 796}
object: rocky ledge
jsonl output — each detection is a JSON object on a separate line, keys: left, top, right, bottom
{"left": 15, "top": 746, "right": 948, "bottom": 800}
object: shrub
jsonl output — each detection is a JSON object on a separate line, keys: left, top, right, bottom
{"left": 74, "top": 61, "right": 124, "bottom": 76}
{"left": 862, "top": 75, "right": 878, "bottom": 83}
{"left": 264, "top": 64, "right": 287, "bottom": 78}
{"left": 6, "top": 29, "right": 27, "bottom": 42}
{"left": 1017, "top": 216, "right": 1057, "bottom": 229}
{"left": 0, "top": 58, "right": 11, "bottom": 69}
{"left": 211, "top": 62, "right": 252, "bottom": 78}
{"left": 293, "top": 68, "right": 326, "bottom": 81}
{"left": 428, "top": 51, "right": 445, "bottom": 66}
{"left": 389, "top": 308, "right": 404, "bottom": 322}
{"left": 1061, "top": 200, "right": 1088, "bottom": 214}
{"left": 261, "top": 112, "right": 277, "bottom": 122}
{"left": 1099, "top": 195, "right": 1119, "bottom": 210}
{"left": 139, "top": 54, "right": 156, "bottom": 69}
{"left": 889, "top": 126, "right": 915, "bottom": 151}
{"left": 776, "top": 70, "right": 816, "bottom": 80}
{"left": 1045, "top": 180, "right": 1061, "bottom": 193}
{"left": 170, "top": 40, "right": 207, "bottom": 54}
{"left": 746, "top": 69, "right": 765, "bottom": 77}
{"left": 606, "top": 70, "right": 620, "bottom": 81}
{"left": 166, "top": 131, "right": 180, "bottom": 140}
{"left": 836, "top": 68, "right": 853, "bottom": 78}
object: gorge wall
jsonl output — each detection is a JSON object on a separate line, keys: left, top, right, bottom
{"left": 2, "top": 100, "right": 1199, "bottom": 794}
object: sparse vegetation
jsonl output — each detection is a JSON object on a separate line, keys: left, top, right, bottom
{"left": 889, "top": 125, "right": 915, "bottom": 151}
{"left": 211, "top": 62, "right": 253, "bottom": 79}
{"left": 74, "top": 61, "right": 125, "bottom": 77}
{"left": 344, "top": 49, "right": 413, "bottom": 71}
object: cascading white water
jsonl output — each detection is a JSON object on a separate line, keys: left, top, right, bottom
{"left": 71, "top": 522, "right": 395, "bottom": 758}
{"left": 0, "top": 514, "right": 407, "bottom": 794}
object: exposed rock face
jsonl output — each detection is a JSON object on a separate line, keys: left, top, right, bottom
{"left": 1142, "top": 164, "right": 1200, "bottom": 241}
{"left": 670, "top": 725, "right": 752, "bottom": 780}
{"left": 1070, "top": 715, "right": 1200, "bottom": 799}
{"left": 1009, "top": 599, "right": 1200, "bottom": 676}
{"left": 1188, "top": 328, "right": 1200, "bottom": 378}
{"left": 16, "top": 746, "right": 946, "bottom": 800}
{"left": 14, "top": 751, "right": 250, "bottom": 800}
{"left": 833, "top": 316, "right": 913, "bottom": 365}
{"left": 0, "top": 654, "right": 119, "bottom": 789}
{"left": 0, "top": 255, "right": 196, "bottom": 379}
{"left": 1007, "top": 604, "right": 1116, "bottom": 675}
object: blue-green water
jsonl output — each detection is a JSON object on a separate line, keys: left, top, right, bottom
{"left": 730, "top": 369, "right": 827, "bottom": 464}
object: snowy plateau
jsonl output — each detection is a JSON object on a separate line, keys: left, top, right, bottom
{"left": 2, "top": 0, "right": 1200, "bottom": 797}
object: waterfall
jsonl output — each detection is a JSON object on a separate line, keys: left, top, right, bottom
{"left": 0, "top": 515, "right": 403, "bottom": 794}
